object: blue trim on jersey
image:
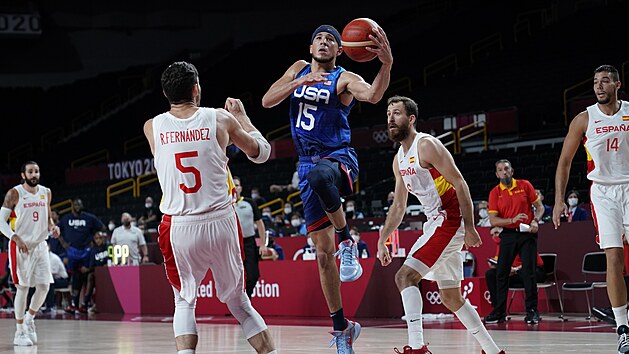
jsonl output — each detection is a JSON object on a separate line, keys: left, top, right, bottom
{"left": 289, "top": 64, "right": 355, "bottom": 159}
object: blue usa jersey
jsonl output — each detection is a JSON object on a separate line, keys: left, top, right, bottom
{"left": 289, "top": 64, "right": 355, "bottom": 158}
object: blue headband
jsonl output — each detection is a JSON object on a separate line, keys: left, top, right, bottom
{"left": 311, "top": 25, "right": 342, "bottom": 46}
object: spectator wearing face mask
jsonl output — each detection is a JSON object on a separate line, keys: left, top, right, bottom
{"left": 139, "top": 196, "right": 162, "bottom": 232}
{"left": 350, "top": 227, "right": 370, "bottom": 258}
{"left": 286, "top": 212, "right": 307, "bottom": 236}
{"left": 344, "top": 200, "right": 364, "bottom": 219}
{"left": 477, "top": 200, "right": 491, "bottom": 227}
{"left": 282, "top": 202, "right": 295, "bottom": 224}
{"left": 250, "top": 187, "right": 266, "bottom": 206}
{"left": 565, "top": 190, "right": 589, "bottom": 222}
{"left": 261, "top": 207, "right": 274, "bottom": 228}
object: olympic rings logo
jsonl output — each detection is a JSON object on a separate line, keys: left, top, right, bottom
{"left": 372, "top": 130, "right": 389, "bottom": 144}
{"left": 425, "top": 291, "right": 442, "bottom": 305}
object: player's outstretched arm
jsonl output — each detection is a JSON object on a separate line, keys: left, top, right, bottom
{"left": 262, "top": 60, "right": 312, "bottom": 108}
{"left": 221, "top": 98, "right": 271, "bottom": 164}
{"left": 344, "top": 27, "right": 392, "bottom": 104}
{"left": 553, "top": 111, "right": 588, "bottom": 228}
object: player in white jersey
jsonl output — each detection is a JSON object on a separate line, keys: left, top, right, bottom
{"left": 0, "top": 161, "right": 60, "bottom": 346}
{"left": 554, "top": 64, "right": 629, "bottom": 353}
{"left": 143, "top": 61, "right": 275, "bottom": 354}
{"left": 377, "top": 96, "right": 504, "bottom": 354}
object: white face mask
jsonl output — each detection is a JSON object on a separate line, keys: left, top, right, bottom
{"left": 479, "top": 209, "right": 489, "bottom": 218}
{"left": 145, "top": 203, "right": 152, "bottom": 209}
{"left": 262, "top": 212, "right": 272, "bottom": 219}
{"left": 351, "top": 235, "right": 359, "bottom": 243}
{"left": 108, "top": 223, "right": 115, "bottom": 231}
{"left": 307, "top": 237, "right": 314, "bottom": 247}
{"left": 291, "top": 219, "right": 301, "bottom": 227}
{"left": 284, "top": 207, "right": 292, "bottom": 214}
{"left": 567, "top": 198, "right": 578, "bottom": 207}
{"left": 251, "top": 193, "right": 259, "bottom": 199}
{"left": 346, "top": 206, "right": 354, "bottom": 212}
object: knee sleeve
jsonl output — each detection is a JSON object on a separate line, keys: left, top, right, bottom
{"left": 306, "top": 160, "right": 342, "bottom": 213}
{"left": 14, "top": 285, "right": 29, "bottom": 320}
{"left": 29, "top": 283, "right": 50, "bottom": 311}
{"left": 173, "top": 287, "right": 197, "bottom": 338}
{"left": 225, "top": 291, "right": 267, "bottom": 339}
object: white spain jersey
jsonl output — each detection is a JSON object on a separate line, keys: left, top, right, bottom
{"left": 152, "top": 108, "right": 231, "bottom": 215}
{"left": 584, "top": 101, "right": 629, "bottom": 184}
{"left": 13, "top": 184, "right": 50, "bottom": 246}
{"left": 397, "top": 133, "right": 459, "bottom": 217}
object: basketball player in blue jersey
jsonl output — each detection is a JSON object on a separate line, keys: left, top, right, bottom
{"left": 262, "top": 24, "right": 392, "bottom": 353}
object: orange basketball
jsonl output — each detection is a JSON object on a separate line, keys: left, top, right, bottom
{"left": 341, "top": 18, "right": 379, "bottom": 62}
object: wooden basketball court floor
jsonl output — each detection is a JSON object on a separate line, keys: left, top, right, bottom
{"left": 0, "top": 312, "right": 621, "bottom": 353}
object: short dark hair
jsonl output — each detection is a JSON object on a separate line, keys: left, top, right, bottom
{"left": 387, "top": 95, "right": 419, "bottom": 125}
{"left": 161, "top": 61, "right": 199, "bottom": 104}
{"left": 594, "top": 64, "right": 619, "bottom": 82}
{"left": 20, "top": 161, "right": 38, "bottom": 174}
{"left": 495, "top": 159, "right": 511, "bottom": 170}
{"left": 567, "top": 189, "right": 580, "bottom": 198}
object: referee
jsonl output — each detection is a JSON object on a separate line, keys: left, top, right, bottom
{"left": 233, "top": 176, "right": 268, "bottom": 298}
{"left": 484, "top": 159, "right": 545, "bottom": 325}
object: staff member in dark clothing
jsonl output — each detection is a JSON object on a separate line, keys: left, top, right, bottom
{"left": 57, "top": 198, "right": 105, "bottom": 313}
{"left": 484, "top": 159, "right": 545, "bottom": 325}
{"left": 232, "top": 176, "right": 268, "bottom": 298}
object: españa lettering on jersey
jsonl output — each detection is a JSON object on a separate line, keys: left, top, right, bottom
{"left": 159, "top": 128, "right": 211, "bottom": 145}
{"left": 22, "top": 201, "right": 46, "bottom": 208}
{"left": 595, "top": 124, "right": 629, "bottom": 134}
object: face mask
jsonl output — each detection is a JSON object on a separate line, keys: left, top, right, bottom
{"left": 251, "top": 193, "right": 259, "bottom": 199}
{"left": 351, "top": 235, "right": 359, "bottom": 243}
{"left": 307, "top": 237, "right": 314, "bottom": 247}
{"left": 284, "top": 207, "right": 292, "bottom": 214}
{"left": 568, "top": 197, "right": 578, "bottom": 207}
{"left": 145, "top": 203, "right": 152, "bottom": 209}
{"left": 291, "top": 219, "right": 301, "bottom": 227}
{"left": 262, "top": 212, "right": 272, "bottom": 219}
{"left": 479, "top": 209, "right": 489, "bottom": 218}
{"left": 108, "top": 223, "right": 115, "bottom": 231}
{"left": 499, "top": 176, "right": 512, "bottom": 186}
{"left": 346, "top": 206, "right": 354, "bottom": 212}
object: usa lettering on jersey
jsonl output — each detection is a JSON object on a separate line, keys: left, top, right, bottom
{"left": 293, "top": 86, "right": 331, "bottom": 104}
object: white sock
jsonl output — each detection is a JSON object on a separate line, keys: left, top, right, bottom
{"left": 16, "top": 323, "right": 22, "bottom": 332}
{"left": 454, "top": 300, "right": 500, "bottom": 354}
{"left": 401, "top": 286, "right": 424, "bottom": 348}
{"left": 177, "top": 350, "right": 194, "bottom": 354}
{"left": 614, "top": 305, "right": 628, "bottom": 328}
{"left": 24, "top": 312, "right": 34, "bottom": 322}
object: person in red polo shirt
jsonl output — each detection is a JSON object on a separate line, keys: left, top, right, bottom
{"left": 484, "top": 159, "right": 545, "bottom": 325}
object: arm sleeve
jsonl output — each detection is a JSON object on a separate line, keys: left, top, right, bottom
{"left": 249, "top": 199, "right": 262, "bottom": 221}
{"left": 247, "top": 131, "right": 271, "bottom": 164}
{"left": 487, "top": 188, "right": 499, "bottom": 215}
{"left": 0, "top": 207, "right": 15, "bottom": 239}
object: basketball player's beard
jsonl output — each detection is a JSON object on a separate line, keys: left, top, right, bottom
{"left": 388, "top": 122, "right": 410, "bottom": 142}
{"left": 597, "top": 96, "right": 611, "bottom": 104}
{"left": 312, "top": 54, "right": 333, "bottom": 64}
{"left": 24, "top": 178, "right": 39, "bottom": 187}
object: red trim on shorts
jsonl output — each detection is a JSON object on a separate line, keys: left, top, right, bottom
{"left": 9, "top": 241, "right": 19, "bottom": 286}
{"left": 233, "top": 209, "right": 247, "bottom": 293}
{"left": 590, "top": 186, "right": 601, "bottom": 245}
{"left": 338, "top": 162, "right": 354, "bottom": 194}
{"left": 157, "top": 214, "right": 181, "bottom": 292}
{"left": 412, "top": 218, "right": 460, "bottom": 268}
{"left": 307, "top": 215, "right": 331, "bottom": 233}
